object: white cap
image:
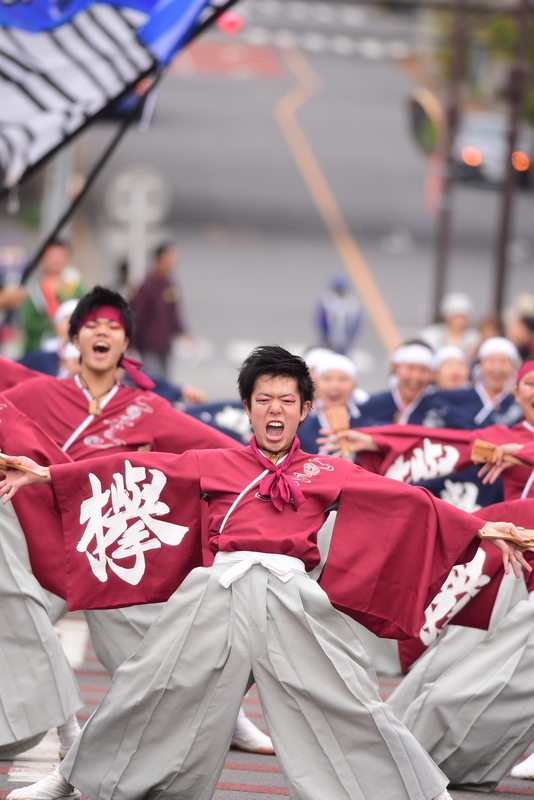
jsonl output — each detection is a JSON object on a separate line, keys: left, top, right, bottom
{"left": 392, "top": 343, "right": 434, "bottom": 368}
{"left": 61, "top": 341, "right": 80, "bottom": 360}
{"left": 440, "top": 292, "right": 474, "bottom": 319}
{"left": 305, "top": 347, "right": 336, "bottom": 371}
{"left": 478, "top": 336, "right": 520, "bottom": 365}
{"left": 433, "top": 345, "right": 467, "bottom": 371}
{"left": 314, "top": 352, "right": 357, "bottom": 382}
{"left": 53, "top": 298, "right": 79, "bottom": 325}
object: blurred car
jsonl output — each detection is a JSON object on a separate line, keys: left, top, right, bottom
{"left": 453, "top": 112, "right": 534, "bottom": 187}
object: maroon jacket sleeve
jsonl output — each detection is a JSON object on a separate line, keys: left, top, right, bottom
{"left": 150, "top": 396, "right": 243, "bottom": 452}
{"left": 515, "top": 443, "right": 534, "bottom": 467}
{"left": 0, "top": 392, "right": 72, "bottom": 598}
{"left": 318, "top": 464, "right": 482, "bottom": 639}
{"left": 50, "top": 450, "right": 204, "bottom": 610}
{"left": 0, "top": 355, "right": 41, "bottom": 391}
{"left": 356, "top": 424, "right": 474, "bottom": 477}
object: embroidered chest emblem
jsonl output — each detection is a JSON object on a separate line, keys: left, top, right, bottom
{"left": 292, "top": 458, "right": 335, "bottom": 484}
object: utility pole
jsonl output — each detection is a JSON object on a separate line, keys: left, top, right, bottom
{"left": 433, "top": 0, "right": 469, "bottom": 320}
{"left": 493, "top": 0, "right": 531, "bottom": 314}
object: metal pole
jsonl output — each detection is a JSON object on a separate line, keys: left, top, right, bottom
{"left": 493, "top": 0, "right": 531, "bottom": 314}
{"left": 21, "top": 110, "right": 141, "bottom": 284}
{"left": 433, "top": 0, "right": 468, "bottom": 321}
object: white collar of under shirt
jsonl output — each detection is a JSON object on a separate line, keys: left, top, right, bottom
{"left": 61, "top": 375, "right": 120, "bottom": 453}
{"left": 218, "top": 449, "right": 288, "bottom": 534}
{"left": 473, "top": 380, "right": 511, "bottom": 425}
{"left": 522, "top": 421, "right": 534, "bottom": 434}
{"left": 389, "top": 375, "right": 430, "bottom": 424}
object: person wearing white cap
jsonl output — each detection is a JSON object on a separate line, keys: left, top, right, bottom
{"left": 419, "top": 292, "right": 480, "bottom": 359}
{"left": 433, "top": 346, "right": 470, "bottom": 391}
{"left": 436, "top": 337, "right": 522, "bottom": 429}
{"left": 360, "top": 341, "right": 472, "bottom": 428}
{"left": 298, "top": 351, "right": 376, "bottom": 453}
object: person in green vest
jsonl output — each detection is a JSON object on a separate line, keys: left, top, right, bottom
{"left": 21, "top": 239, "right": 85, "bottom": 354}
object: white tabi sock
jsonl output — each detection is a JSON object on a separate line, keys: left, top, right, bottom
{"left": 231, "top": 706, "right": 275, "bottom": 754}
{"left": 511, "top": 752, "right": 534, "bottom": 779}
{"left": 57, "top": 714, "right": 81, "bottom": 759}
{"left": 432, "top": 791, "right": 453, "bottom": 800}
{"left": 7, "top": 768, "right": 81, "bottom": 800}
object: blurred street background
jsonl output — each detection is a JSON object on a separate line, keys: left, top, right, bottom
{"left": 1, "top": 0, "right": 533, "bottom": 399}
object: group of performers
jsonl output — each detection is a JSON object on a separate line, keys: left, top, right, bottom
{"left": 0, "top": 284, "right": 534, "bottom": 799}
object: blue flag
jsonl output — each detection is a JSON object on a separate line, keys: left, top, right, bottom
{"left": 0, "top": 0, "right": 235, "bottom": 189}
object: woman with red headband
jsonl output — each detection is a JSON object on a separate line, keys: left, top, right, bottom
{"left": 0, "top": 287, "right": 273, "bottom": 761}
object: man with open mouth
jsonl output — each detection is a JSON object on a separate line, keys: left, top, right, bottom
{"left": 0, "top": 345, "right": 527, "bottom": 800}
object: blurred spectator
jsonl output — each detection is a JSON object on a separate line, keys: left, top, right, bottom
{"left": 315, "top": 275, "right": 362, "bottom": 355}
{"left": 19, "top": 298, "right": 79, "bottom": 375}
{"left": 113, "top": 259, "right": 133, "bottom": 300}
{"left": 360, "top": 340, "right": 473, "bottom": 428}
{"left": 433, "top": 345, "right": 470, "bottom": 390}
{"left": 506, "top": 315, "right": 534, "bottom": 362}
{"left": 0, "top": 285, "right": 27, "bottom": 313}
{"left": 441, "top": 337, "right": 522, "bottom": 428}
{"left": 477, "top": 314, "right": 503, "bottom": 343}
{"left": 503, "top": 291, "right": 534, "bottom": 326}
{"left": 21, "top": 239, "right": 85, "bottom": 354}
{"left": 298, "top": 351, "right": 375, "bottom": 453}
{"left": 419, "top": 291, "right": 480, "bottom": 359}
{"left": 131, "top": 243, "right": 188, "bottom": 379}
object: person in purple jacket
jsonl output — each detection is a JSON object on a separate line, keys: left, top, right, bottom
{"left": 130, "top": 243, "right": 187, "bottom": 379}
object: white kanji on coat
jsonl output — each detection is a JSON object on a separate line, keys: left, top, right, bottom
{"left": 78, "top": 460, "right": 189, "bottom": 585}
{"left": 419, "top": 548, "right": 490, "bottom": 646}
{"left": 385, "top": 438, "right": 460, "bottom": 483}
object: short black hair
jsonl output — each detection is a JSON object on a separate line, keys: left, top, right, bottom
{"left": 69, "top": 286, "right": 134, "bottom": 341}
{"left": 402, "top": 338, "right": 434, "bottom": 353}
{"left": 45, "top": 237, "right": 70, "bottom": 250}
{"left": 153, "top": 242, "right": 176, "bottom": 261}
{"left": 238, "top": 345, "right": 314, "bottom": 409}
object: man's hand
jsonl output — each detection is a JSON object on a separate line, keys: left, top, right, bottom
{"left": 0, "top": 456, "right": 51, "bottom": 504}
{"left": 316, "top": 428, "right": 379, "bottom": 456}
{"left": 478, "top": 521, "right": 533, "bottom": 578}
{"left": 478, "top": 443, "right": 523, "bottom": 484}
{"left": 182, "top": 384, "right": 208, "bottom": 405}
{"left": 0, "top": 286, "right": 27, "bottom": 310}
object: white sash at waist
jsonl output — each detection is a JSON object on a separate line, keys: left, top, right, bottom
{"left": 214, "top": 550, "right": 306, "bottom": 588}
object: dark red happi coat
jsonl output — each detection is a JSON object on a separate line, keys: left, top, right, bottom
{"left": 0, "top": 394, "right": 72, "bottom": 597}
{"left": 4, "top": 374, "right": 240, "bottom": 460}
{"left": 48, "top": 447, "right": 484, "bottom": 636}
{"left": 397, "top": 498, "right": 534, "bottom": 671}
{"left": 356, "top": 423, "right": 534, "bottom": 501}
{"left": 0, "top": 355, "right": 40, "bottom": 391}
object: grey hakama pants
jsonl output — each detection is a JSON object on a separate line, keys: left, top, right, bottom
{"left": 61, "top": 564, "right": 448, "bottom": 800}
{"left": 388, "top": 567, "right": 528, "bottom": 719}
{"left": 84, "top": 604, "right": 164, "bottom": 676}
{"left": 0, "top": 505, "right": 83, "bottom": 757}
{"left": 398, "top": 599, "right": 534, "bottom": 792}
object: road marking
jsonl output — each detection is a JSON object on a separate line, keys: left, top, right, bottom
{"left": 7, "top": 731, "right": 60, "bottom": 784}
{"left": 273, "top": 47, "right": 402, "bottom": 354}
